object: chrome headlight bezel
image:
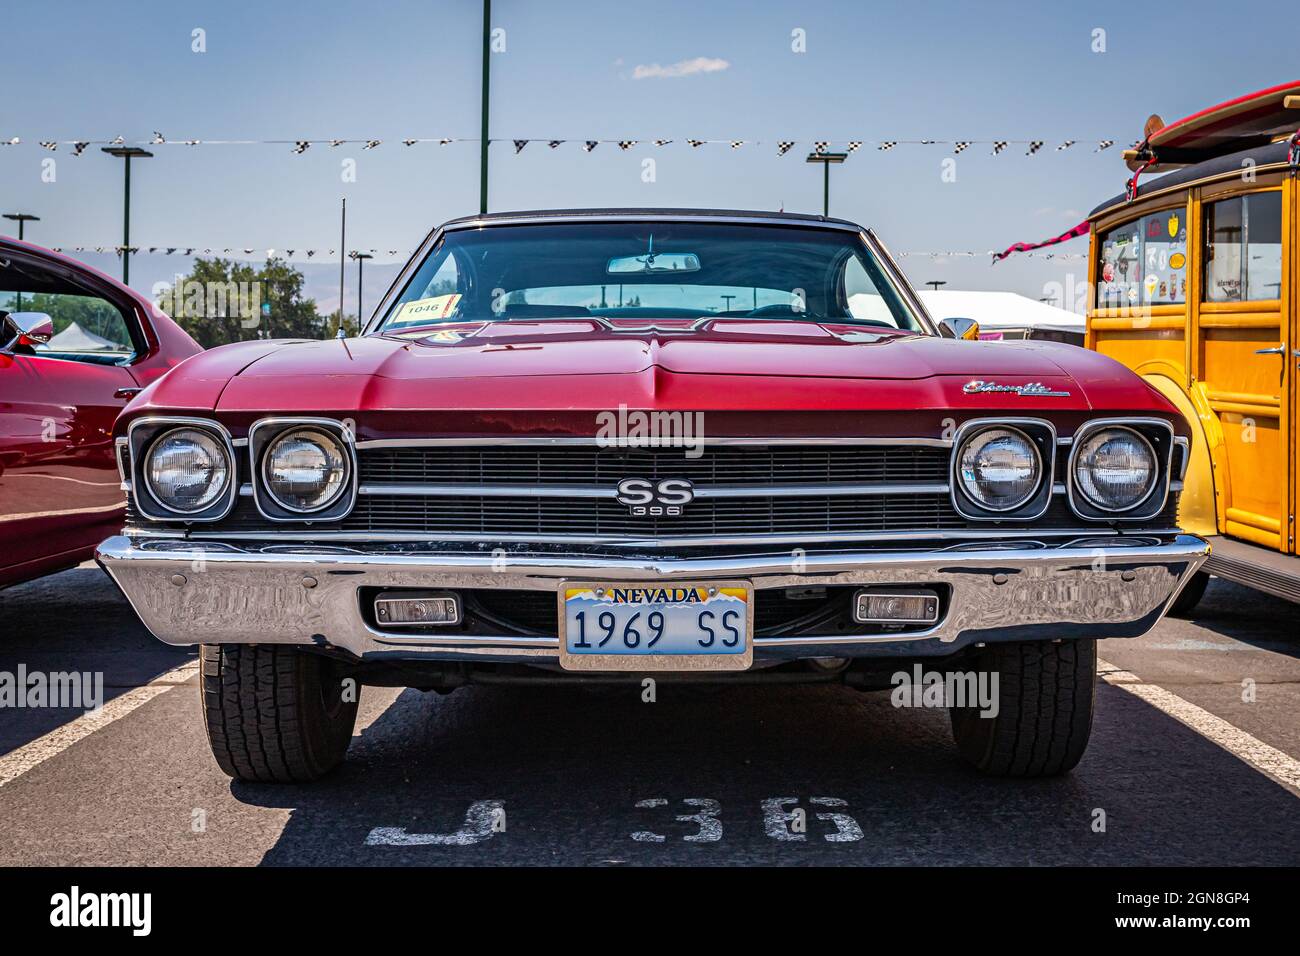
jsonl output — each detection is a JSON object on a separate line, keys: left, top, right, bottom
{"left": 1068, "top": 419, "right": 1174, "bottom": 520}
{"left": 126, "top": 417, "right": 238, "bottom": 522}
{"left": 949, "top": 418, "right": 1055, "bottom": 521}
{"left": 249, "top": 417, "right": 358, "bottom": 522}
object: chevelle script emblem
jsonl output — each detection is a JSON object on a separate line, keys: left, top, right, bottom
{"left": 962, "top": 380, "right": 1071, "bottom": 398}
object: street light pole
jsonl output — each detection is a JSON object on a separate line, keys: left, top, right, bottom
{"left": 479, "top": 0, "right": 491, "bottom": 214}
{"left": 101, "top": 147, "right": 153, "bottom": 285}
{"left": 926, "top": 280, "right": 947, "bottom": 292}
{"left": 804, "top": 152, "right": 847, "bottom": 217}
{"left": 3, "top": 214, "right": 40, "bottom": 310}
{"left": 338, "top": 198, "right": 346, "bottom": 336}
{"left": 354, "top": 252, "right": 373, "bottom": 331}
{"left": 2, "top": 212, "right": 40, "bottom": 242}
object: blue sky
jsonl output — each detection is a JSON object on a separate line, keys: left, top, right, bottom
{"left": 1, "top": 0, "right": 1294, "bottom": 313}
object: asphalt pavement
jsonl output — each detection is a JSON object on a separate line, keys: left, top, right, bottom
{"left": 0, "top": 564, "right": 1296, "bottom": 866}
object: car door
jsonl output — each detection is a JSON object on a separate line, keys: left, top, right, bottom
{"left": 0, "top": 274, "right": 142, "bottom": 586}
{"left": 1195, "top": 179, "right": 1289, "bottom": 552}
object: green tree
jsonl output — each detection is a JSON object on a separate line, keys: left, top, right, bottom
{"left": 156, "top": 257, "right": 325, "bottom": 348}
{"left": 322, "top": 310, "right": 359, "bottom": 339}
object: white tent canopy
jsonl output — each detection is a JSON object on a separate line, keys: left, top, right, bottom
{"left": 43, "top": 321, "right": 119, "bottom": 351}
{"left": 916, "top": 290, "right": 1085, "bottom": 335}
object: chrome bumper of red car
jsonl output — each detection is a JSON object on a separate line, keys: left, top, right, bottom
{"left": 95, "top": 533, "right": 1209, "bottom": 664}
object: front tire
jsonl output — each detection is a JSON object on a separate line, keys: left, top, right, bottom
{"left": 949, "top": 639, "right": 1095, "bottom": 777}
{"left": 1167, "top": 570, "right": 1209, "bottom": 617}
{"left": 200, "top": 644, "right": 359, "bottom": 783}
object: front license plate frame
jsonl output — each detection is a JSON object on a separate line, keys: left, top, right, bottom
{"left": 556, "top": 579, "right": 754, "bottom": 672}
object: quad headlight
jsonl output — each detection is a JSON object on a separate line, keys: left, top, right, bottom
{"left": 261, "top": 427, "right": 350, "bottom": 513}
{"left": 956, "top": 427, "right": 1042, "bottom": 512}
{"left": 1072, "top": 427, "right": 1156, "bottom": 512}
{"left": 143, "top": 427, "right": 232, "bottom": 515}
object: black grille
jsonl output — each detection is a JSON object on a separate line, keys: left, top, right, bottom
{"left": 340, "top": 492, "right": 965, "bottom": 536}
{"left": 359, "top": 444, "right": 950, "bottom": 486}
{"left": 130, "top": 442, "right": 1182, "bottom": 540}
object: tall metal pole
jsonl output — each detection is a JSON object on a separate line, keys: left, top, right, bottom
{"left": 355, "top": 252, "right": 373, "bottom": 329}
{"left": 338, "top": 198, "right": 346, "bottom": 334}
{"left": 123, "top": 155, "right": 132, "bottom": 283}
{"left": 479, "top": 0, "right": 491, "bottom": 214}
{"left": 804, "top": 152, "right": 846, "bottom": 218}
{"left": 101, "top": 147, "right": 152, "bottom": 285}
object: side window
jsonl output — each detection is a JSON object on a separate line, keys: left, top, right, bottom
{"left": 843, "top": 254, "right": 899, "bottom": 327}
{"left": 1205, "top": 192, "right": 1283, "bottom": 302}
{"left": 0, "top": 290, "right": 135, "bottom": 362}
{"left": 1097, "top": 207, "right": 1189, "bottom": 308}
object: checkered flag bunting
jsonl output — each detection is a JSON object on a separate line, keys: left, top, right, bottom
{"left": 38, "top": 141, "right": 57, "bottom": 151}
{"left": 1026, "top": 140, "right": 1044, "bottom": 155}
{"left": 583, "top": 140, "right": 598, "bottom": 152}
{"left": 513, "top": 140, "right": 528, "bottom": 153}
{"left": 71, "top": 141, "right": 89, "bottom": 156}
{"left": 653, "top": 139, "right": 672, "bottom": 147}
{"left": 846, "top": 141, "right": 862, "bottom": 152}
{"left": 992, "top": 141, "right": 1009, "bottom": 155}
{"left": 617, "top": 140, "right": 638, "bottom": 151}
{"left": 813, "top": 141, "right": 829, "bottom": 154}
{"left": 953, "top": 141, "right": 971, "bottom": 154}
{"left": 687, "top": 139, "right": 705, "bottom": 148}
{"left": 878, "top": 141, "right": 898, "bottom": 151}
{"left": 729, "top": 140, "right": 744, "bottom": 149}
{"left": 547, "top": 140, "right": 563, "bottom": 149}
{"left": 363, "top": 140, "right": 381, "bottom": 150}
{"left": 776, "top": 141, "right": 795, "bottom": 156}
{"left": 1096, "top": 139, "right": 1115, "bottom": 151}
{"left": 291, "top": 141, "right": 310, "bottom": 154}
{"left": 1056, "top": 140, "right": 1076, "bottom": 151}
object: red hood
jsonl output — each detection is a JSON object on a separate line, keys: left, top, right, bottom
{"left": 133, "top": 319, "right": 1175, "bottom": 426}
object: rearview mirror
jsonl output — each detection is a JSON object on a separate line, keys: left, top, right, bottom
{"left": 938, "top": 316, "right": 980, "bottom": 341}
{"left": 607, "top": 252, "right": 700, "bottom": 275}
{"left": 2, "top": 311, "right": 55, "bottom": 349}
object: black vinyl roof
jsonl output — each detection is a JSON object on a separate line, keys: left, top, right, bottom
{"left": 1090, "top": 140, "right": 1291, "bottom": 219}
{"left": 442, "top": 207, "right": 863, "bottom": 230}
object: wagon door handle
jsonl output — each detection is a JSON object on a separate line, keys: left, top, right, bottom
{"left": 1254, "top": 345, "right": 1285, "bottom": 355}
{"left": 113, "top": 386, "right": 142, "bottom": 400}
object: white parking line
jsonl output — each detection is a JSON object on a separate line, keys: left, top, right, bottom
{"left": 0, "top": 660, "right": 199, "bottom": 789}
{"left": 1098, "top": 658, "right": 1300, "bottom": 794}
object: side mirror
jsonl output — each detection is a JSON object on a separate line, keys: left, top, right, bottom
{"left": 3, "top": 311, "right": 55, "bottom": 349}
{"left": 938, "top": 316, "right": 980, "bottom": 341}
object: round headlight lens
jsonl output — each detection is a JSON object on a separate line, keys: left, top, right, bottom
{"left": 263, "top": 428, "right": 349, "bottom": 513}
{"left": 144, "top": 428, "right": 231, "bottom": 514}
{"left": 1074, "top": 427, "right": 1156, "bottom": 511}
{"left": 957, "top": 427, "right": 1042, "bottom": 512}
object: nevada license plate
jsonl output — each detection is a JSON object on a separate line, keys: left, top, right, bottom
{"left": 557, "top": 581, "right": 754, "bottom": 671}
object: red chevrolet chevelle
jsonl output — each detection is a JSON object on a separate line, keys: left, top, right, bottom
{"left": 95, "top": 210, "right": 1208, "bottom": 782}
{"left": 0, "top": 238, "right": 200, "bottom": 588}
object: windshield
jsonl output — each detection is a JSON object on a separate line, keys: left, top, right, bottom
{"left": 375, "top": 221, "right": 926, "bottom": 334}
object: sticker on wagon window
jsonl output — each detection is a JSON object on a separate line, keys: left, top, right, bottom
{"left": 563, "top": 586, "right": 748, "bottom": 656}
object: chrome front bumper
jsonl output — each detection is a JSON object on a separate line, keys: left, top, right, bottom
{"left": 96, "top": 533, "right": 1209, "bottom": 665}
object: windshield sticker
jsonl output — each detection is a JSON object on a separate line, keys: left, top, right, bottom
{"left": 393, "top": 294, "right": 461, "bottom": 324}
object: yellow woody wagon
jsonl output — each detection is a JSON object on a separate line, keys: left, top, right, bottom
{"left": 1084, "top": 81, "right": 1300, "bottom": 612}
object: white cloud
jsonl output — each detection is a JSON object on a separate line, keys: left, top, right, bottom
{"left": 631, "top": 56, "right": 730, "bottom": 80}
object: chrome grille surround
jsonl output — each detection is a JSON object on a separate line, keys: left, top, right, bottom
{"left": 140, "top": 437, "right": 1182, "bottom": 546}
